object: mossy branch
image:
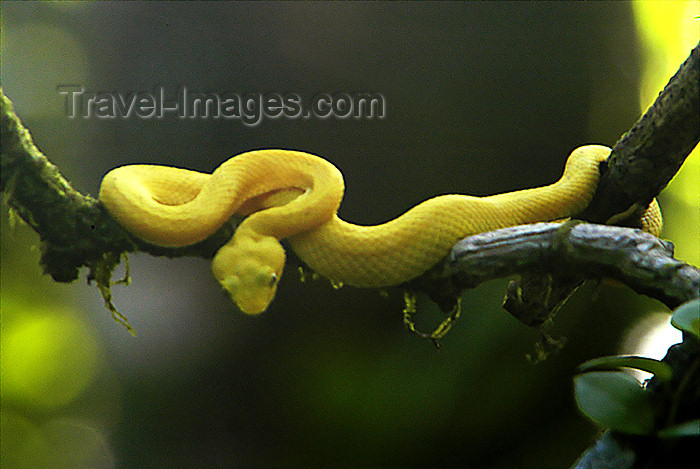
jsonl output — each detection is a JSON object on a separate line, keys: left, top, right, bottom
{"left": 1, "top": 88, "right": 238, "bottom": 283}
{"left": 1, "top": 44, "right": 697, "bottom": 310}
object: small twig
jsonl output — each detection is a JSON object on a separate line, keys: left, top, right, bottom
{"left": 407, "top": 222, "right": 699, "bottom": 319}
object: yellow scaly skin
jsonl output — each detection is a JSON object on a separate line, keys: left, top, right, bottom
{"left": 99, "top": 145, "right": 661, "bottom": 314}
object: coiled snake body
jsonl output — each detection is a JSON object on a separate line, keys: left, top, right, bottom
{"left": 99, "top": 145, "right": 661, "bottom": 314}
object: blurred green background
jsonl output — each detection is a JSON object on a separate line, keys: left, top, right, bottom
{"left": 1, "top": 2, "right": 697, "bottom": 468}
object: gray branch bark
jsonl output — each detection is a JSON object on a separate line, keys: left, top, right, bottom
{"left": 407, "top": 43, "right": 699, "bottom": 325}
{"left": 579, "top": 43, "right": 699, "bottom": 225}
{"left": 407, "top": 222, "right": 698, "bottom": 316}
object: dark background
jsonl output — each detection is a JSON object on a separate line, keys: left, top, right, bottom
{"left": 1, "top": 2, "right": 683, "bottom": 467}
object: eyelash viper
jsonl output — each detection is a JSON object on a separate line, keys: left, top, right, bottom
{"left": 99, "top": 145, "right": 662, "bottom": 314}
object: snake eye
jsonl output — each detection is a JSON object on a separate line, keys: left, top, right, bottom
{"left": 255, "top": 269, "right": 278, "bottom": 288}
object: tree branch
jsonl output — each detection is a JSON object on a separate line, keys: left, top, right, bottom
{"left": 1, "top": 44, "right": 697, "bottom": 306}
{"left": 578, "top": 43, "right": 699, "bottom": 225}
{"left": 2, "top": 40, "right": 699, "bottom": 469}
{"left": 408, "top": 43, "right": 699, "bottom": 324}
{"left": 1, "top": 89, "right": 238, "bottom": 282}
{"left": 407, "top": 222, "right": 699, "bottom": 317}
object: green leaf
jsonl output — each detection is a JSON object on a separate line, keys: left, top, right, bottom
{"left": 574, "top": 371, "right": 654, "bottom": 435}
{"left": 671, "top": 299, "right": 700, "bottom": 339}
{"left": 577, "top": 355, "right": 673, "bottom": 382}
{"left": 657, "top": 419, "right": 700, "bottom": 438}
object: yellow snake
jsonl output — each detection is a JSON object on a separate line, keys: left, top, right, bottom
{"left": 99, "top": 145, "right": 661, "bottom": 314}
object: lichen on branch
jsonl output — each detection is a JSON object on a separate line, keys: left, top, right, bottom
{"left": 1, "top": 88, "right": 238, "bottom": 283}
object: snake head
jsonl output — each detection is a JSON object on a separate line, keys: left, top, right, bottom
{"left": 211, "top": 236, "right": 286, "bottom": 315}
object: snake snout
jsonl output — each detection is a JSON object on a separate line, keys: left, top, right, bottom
{"left": 217, "top": 273, "right": 275, "bottom": 315}
{"left": 212, "top": 237, "right": 286, "bottom": 315}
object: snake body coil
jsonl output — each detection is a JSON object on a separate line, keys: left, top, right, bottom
{"left": 99, "top": 145, "right": 659, "bottom": 314}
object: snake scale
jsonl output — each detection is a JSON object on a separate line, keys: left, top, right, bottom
{"left": 99, "top": 145, "right": 661, "bottom": 314}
